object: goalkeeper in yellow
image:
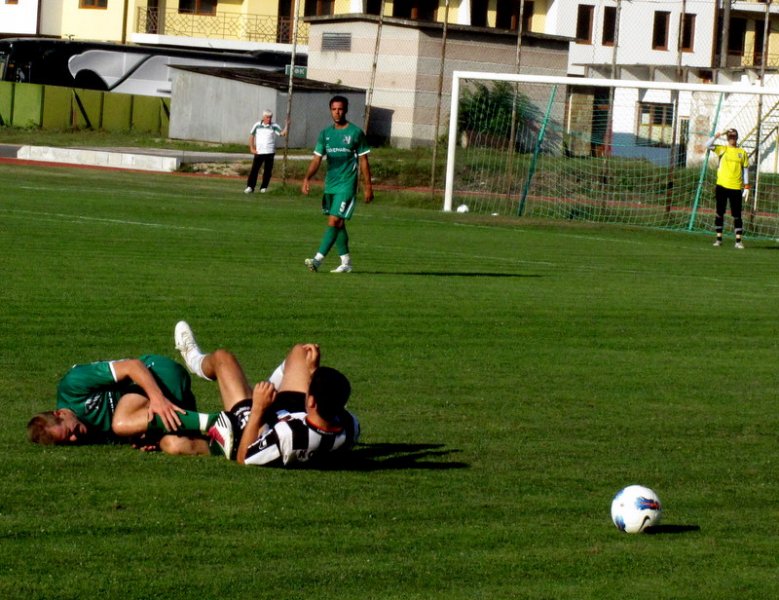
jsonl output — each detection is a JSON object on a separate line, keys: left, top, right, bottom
{"left": 707, "top": 128, "right": 749, "bottom": 249}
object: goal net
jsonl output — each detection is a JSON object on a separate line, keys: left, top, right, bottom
{"left": 444, "top": 72, "right": 779, "bottom": 240}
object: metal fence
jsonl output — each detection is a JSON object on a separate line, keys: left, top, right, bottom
{"left": 136, "top": 8, "right": 310, "bottom": 45}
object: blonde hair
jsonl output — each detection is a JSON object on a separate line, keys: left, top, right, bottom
{"left": 27, "top": 411, "right": 60, "bottom": 445}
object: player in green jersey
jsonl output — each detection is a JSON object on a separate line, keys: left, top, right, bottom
{"left": 302, "top": 95, "right": 373, "bottom": 273}
{"left": 27, "top": 343, "right": 254, "bottom": 457}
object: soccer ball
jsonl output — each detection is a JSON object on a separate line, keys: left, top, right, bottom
{"left": 610, "top": 485, "right": 662, "bottom": 533}
{"left": 456, "top": 204, "right": 469, "bottom": 213}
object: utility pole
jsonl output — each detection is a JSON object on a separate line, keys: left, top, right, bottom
{"left": 430, "top": 0, "right": 450, "bottom": 193}
{"left": 720, "top": 0, "right": 731, "bottom": 73}
{"left": 282, "top": 0, "right": 301, "bottom": 184}
{"left": 752, "top": 0, "right": 772, "bottom": 222}
{"left": 364, "top": 0, "right": 386, "bottom": 133}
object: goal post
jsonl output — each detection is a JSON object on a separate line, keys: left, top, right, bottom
{"left": 444, "top": 71, "right": 779, "bottom": 240}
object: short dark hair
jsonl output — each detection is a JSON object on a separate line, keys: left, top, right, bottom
{"left": 329, "top": 95, "right": 349, "bottom": 111}
{"left": 308, "top": 366, "right": 351, "bottom": 421}
{"left": 727, "top": 128, "right": 739, "bottom": 139}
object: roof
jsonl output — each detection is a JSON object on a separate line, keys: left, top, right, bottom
{"left": 306, "top": 14, "right": 573, "bottom": 45}
{"left": 170, "top": 66, "right": 366, "bottom": 93}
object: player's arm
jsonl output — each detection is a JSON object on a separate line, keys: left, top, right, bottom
{"left": 236, "top": 381, "right": 277, "bottom": 464}
{"left": 706, "top": 132, "right": 721, "bottom": 149}
{"left": 111, "top": 359, "right": 184, "bottom": 431}
{"left": 301, "top": 154, "right": 323, "bottom": 195}
{"left": 359, "top": 153, "right": 374, "bottom": 203}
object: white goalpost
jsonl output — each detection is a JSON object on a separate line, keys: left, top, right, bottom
{"left": 444, "top": 71, "right": 779, "bottom": 240}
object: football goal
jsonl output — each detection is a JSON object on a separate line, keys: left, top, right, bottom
{"left": 444, "top": 72, "right": 779, "bottom": 240}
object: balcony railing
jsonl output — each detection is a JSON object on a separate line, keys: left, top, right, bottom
{"left": 136, "top": 8, "right": 310, "bottom": 45}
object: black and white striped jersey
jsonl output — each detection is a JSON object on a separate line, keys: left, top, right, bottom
{"left": 243, "top": 410, "right": 360, "bottom": 467}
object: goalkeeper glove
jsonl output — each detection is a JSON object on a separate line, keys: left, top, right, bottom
{"left": 742, "top": 185, "right": 750, "bottom": 203}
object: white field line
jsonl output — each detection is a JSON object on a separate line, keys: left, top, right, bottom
{"left": 0, "top": 208, "right": 217, "bottom": 232}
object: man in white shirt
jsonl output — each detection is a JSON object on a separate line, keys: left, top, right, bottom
{"left": 245, "top": 109, "right": 288, "bottom": 194}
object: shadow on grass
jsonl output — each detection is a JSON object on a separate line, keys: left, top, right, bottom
{"left": 313, "top": 442, "right": 469, "bottom": 471}
{"left": 357, "top": 272, "right": 542, "bottom": 278}
{"left": 644, "top": 524, "right": 701, "bottom": 535}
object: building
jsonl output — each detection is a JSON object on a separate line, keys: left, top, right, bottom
{"left": 0, "top": 0, "right": 39, "bottom": 37}
{"left": 1, "top": 1, "right": 537, "bottom": 49}
{"left": 306, "top": 13, "right": 569, "bottom": 147}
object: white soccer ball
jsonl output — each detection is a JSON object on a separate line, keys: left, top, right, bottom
{"left": 456, "top": 204, "right": 469, "bottom": 213}
{"left": 611, "top": 485, "right": 662, "bottom": 533}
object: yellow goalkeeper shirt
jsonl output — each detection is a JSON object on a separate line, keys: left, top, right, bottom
{"left": 712, "top": 144, "right": 748, "bottom": 190}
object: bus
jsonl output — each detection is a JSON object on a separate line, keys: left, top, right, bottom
{"left": 0, "top": 37, "right": 300, "bottom": 96}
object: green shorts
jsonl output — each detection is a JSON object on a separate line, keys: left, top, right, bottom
{"left": 136, "top": 354, "right": 197, "bottom": 411}
{"left": 321, "top": 193, "right": 356, "bottom": 220}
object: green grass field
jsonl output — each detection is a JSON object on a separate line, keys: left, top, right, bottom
{"left": 1, "top": 162, "right": 777, "bottom": 599}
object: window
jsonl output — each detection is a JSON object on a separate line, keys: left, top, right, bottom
{"left": 652, "top": 11, "right": 670, "bottom": 50}
{"left": 392, "top": 0, "right": 437, "bottom": 21}
{"left": 576, "top": 5, "right": 594, "bottom": 44}
{"left": 602, "top": 5, "right": 616, "bottom": 46}
{"left": 754, "top": 19, "right": 765, "bottom": 65}
{"left": 728, "top": 17, "right": 746, "bottom": 58}
{"left": 637, "top": 102, "right": 674, "bottom": 147}
{"left": 366, "top": 0, "right": 382, "bottom": 15}
{"left": 494, "top": 0, "right": 533, "bottom": 32}
{"left": 471, "top": 0, "right": 488, "bottom": 27}
{"left": 304, "top": 0, "right": 334, "bottom": 16}
{"left": 681, "top": 13, "right": 695, "bottom": 52}
{"left": 178, "top": 0, "right": 216, "bottom": 15}
{"left": 522, "top": 2, "right": 535, "bottom": 33}
{"left": 80, "top": 0, "right": 108, "bottom": 7}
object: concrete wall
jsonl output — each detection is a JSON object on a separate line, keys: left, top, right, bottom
{"left": 168, "top": 69, "right": 366, "bottom": 148}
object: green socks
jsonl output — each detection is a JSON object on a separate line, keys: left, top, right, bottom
{"left": 148, "top": 410, "right": 218, "bottom": 435}
{"left": 317, "top": 226, "right": 339, "bottom": 256}
{"left": 335, "top": 227, "right": 349, "bottom": 255}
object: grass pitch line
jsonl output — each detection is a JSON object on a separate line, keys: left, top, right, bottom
{"left": 14, "top": 184, "right": 227, "bottom": 203}
{"left": 1, "top": 208, "right": 218, "bottom": 232}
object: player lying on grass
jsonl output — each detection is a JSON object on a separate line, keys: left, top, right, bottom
{"left": 175, "top": 321, "right": 360, "bottom": 466}
{"left": 26, "top": 351, "right": 246, "bottom": 456}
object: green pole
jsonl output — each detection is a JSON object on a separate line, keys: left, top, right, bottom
{"left": 688, "top": 93, "right": 723, "bottom": 231}
{"left": 518, "top": 85, "right": 557, "bottom": 216}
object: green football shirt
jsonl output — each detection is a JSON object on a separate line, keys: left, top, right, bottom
{"left": 313, "top": 121, "right": 370, "bottom": 197}
{"left": 56, "top": 354, "right": 194, "bottom": 436}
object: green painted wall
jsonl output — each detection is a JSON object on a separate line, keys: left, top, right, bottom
{"left": 0, "top": 81, "right": 170, "bottom": 136}
{"left": 41, "top": 86, "right": 72, "bottom": 129}
{"left": 12, "top": 83, "right": 43, "bottom": 128}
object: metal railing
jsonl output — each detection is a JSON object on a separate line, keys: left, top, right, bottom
{"left": 136, "top": 8, "right": 309, "bottom": 45}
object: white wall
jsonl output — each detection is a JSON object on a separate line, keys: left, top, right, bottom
{"left": 546, "top": 0, "right": 716, "bottom": 77}
{"left": 0, "top": 0, "right": 39, "bottom": 35}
